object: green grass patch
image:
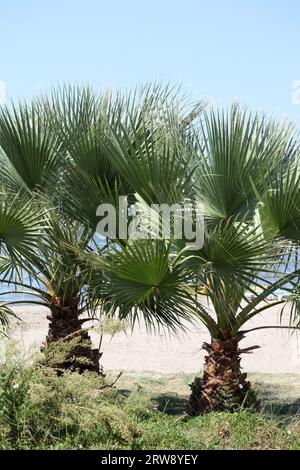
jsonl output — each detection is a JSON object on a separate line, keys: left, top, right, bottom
{"left": 0, "top": 361, "right": 300, "bottom": 450}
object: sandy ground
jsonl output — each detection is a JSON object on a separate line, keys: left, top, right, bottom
{"left": 5, "top": 303, "right": 300, "bottom": 374}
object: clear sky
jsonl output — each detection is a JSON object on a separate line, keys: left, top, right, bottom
{"left": 1, "top": 0, "right": 300, "bottom": 126}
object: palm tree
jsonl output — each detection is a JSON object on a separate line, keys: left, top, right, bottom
{"left": 0, "top": 212, "right": 103, "bottom": 372}
{"left": 0, "top": 85, "right": 183, "bottom": 370}
{"left": 72, "top": 101, "right": 300, "bottom": 413}
{"left": 0, "top": 89, "right": 115, "bottom": 371}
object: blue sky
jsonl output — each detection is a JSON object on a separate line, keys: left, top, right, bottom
{"left": 1, "top": 0, "right": 300, "bottom": 125}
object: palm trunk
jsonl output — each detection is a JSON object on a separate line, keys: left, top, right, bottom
{"left": 187, "top": 334, "right": 258, "bottom": 415}
{"left": 42, "top": 299, "right": 102, "bottom": 374}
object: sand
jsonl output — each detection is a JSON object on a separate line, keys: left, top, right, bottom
{"left": 6, "top": 303, "right": 300, "bottom": 374}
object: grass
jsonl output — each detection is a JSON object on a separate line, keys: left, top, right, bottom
{"left": 1, "top": 356, "right": 300, "bottom": 450}
{"left": 112, "top": 371, "right": 300, "bottom": 449}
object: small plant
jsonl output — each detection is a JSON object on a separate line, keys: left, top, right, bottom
{"left": 0, "top": 342, "right": 140, "bottom": 449}
{"left": 0, "top": 363, "right": 33, "bottom": 446}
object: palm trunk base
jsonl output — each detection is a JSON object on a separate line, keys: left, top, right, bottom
{"left": 41, "top": 310, "right": 103, "bottom": 375}
{"left": 187, "top": 337, "right": 258, "bottom": 415}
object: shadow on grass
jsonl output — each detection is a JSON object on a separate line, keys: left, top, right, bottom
{"left": 153, "top": 394, "right": 187, "bottom": 415}
{"left": 152, "top": 389, "right": 300, "bottom": 418}
{"left": 255, "top": 381, "right": 300, "bottom": 420}
{"left": 116, "top": 388, "right": 187, "bottom": 415}
{"left": 116, "top": 379, "right": 300, "bottom": 419}
{"left": 261, "top": 399, "right": 300, "bottom": 420}
{"left": 153, "top": 395, "right": 300, "bottom": 418}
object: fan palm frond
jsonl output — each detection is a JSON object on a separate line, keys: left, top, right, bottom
{"left": 0, "top": 101, "right": 62, "bottom": 193}
{"left": 196, "top": 105, "right": 296, "bottom": 226}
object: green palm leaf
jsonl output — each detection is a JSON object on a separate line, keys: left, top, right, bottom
{"left": 0, "top": 101, "right": 62, "bottom": 193}
{"left": 80, "top": 239, "right": 214, "bottom": 332}
{"left": 196, "top": 105, "right": 296, "bottom": 226}
{"left": 0, "top": 190, "right": 47, "bottom": 261}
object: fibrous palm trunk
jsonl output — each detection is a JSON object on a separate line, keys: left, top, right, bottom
{"left": 187, "top": 334, "right": 259, "bottom": 415}
{"left": 43, "top": 298, "right": 102, "bottom": 374}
